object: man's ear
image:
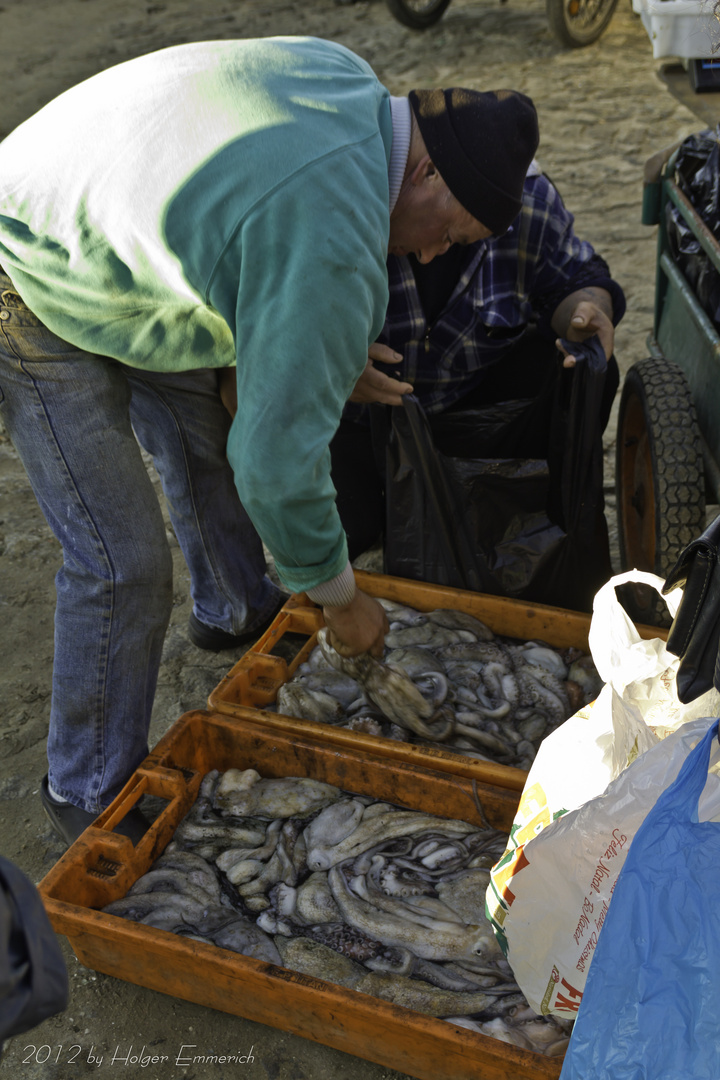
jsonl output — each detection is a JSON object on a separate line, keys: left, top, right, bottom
{"left": 409, "top": 153, "right": 436, "bottom": 187}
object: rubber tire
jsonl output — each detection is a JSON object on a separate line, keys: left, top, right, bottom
{"left": 385, "top": 0, "right": 453, "bottom": 29}
{"left": 615, "top": 357, "right": 705, "bottom": 626}
{"left": 546, "top": 0, "right": 618, "bottom": 46}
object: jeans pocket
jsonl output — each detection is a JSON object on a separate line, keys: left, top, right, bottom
{"left": 1, "top": 309, "right": 83, "bottom": 365}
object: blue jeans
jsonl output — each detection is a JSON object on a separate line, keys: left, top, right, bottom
{"left": 0, "top": 269, "right": 282, "bottom": 813}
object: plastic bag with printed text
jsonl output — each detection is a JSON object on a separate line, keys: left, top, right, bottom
{"left": 560, "top": 717, "right": 720, "bottom": 1080}
{"left": 485, "top": 570, "right": 720, "bottom": 1019}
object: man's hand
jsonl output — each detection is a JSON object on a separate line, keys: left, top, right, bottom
{"left": 348, "top": 343, "right": 413, "bottom": 405}
{"left": 557, "top": 301, "right": 614, "bottom": 367}
{"left": 551, "top": 288, "right": 614, "bottom": 368}
{"left": 322, "top": 588, "right": 389, "bottom": 658}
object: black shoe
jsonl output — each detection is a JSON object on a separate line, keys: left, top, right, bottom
{"left": 187, "top": 598, "right": 286, "bottom": 651}
{"left": 40, "top": 775, "right": 150, "bottom": 848}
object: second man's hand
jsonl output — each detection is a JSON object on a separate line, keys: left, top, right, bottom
{"left": 551, "top": 288, "right": 614, "bottom": 369}
{"left": 556, "top": 301, "right": 614, "bottom": 368}
{"left": 348, "top": 342, "right": 413, "bottom": 406}
{"left": 322, "top": 588, "right": 389, "bottom": 658}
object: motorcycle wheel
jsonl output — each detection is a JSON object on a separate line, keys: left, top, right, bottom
{"left": 546, "top": 0, "right": 618, "bottom": 46}
{"left": 385, "top": 0, "right": 453, "bottom": 30}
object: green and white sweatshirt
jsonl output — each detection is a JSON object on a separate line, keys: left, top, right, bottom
{"left": 0, "top": 36, "right": 396, "bottom": 597}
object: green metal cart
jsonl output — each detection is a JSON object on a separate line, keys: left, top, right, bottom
{"left": 615, "top": 143, "right": 719, "bottom": 623}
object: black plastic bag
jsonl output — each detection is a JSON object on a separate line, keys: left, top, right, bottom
{"left": 675, "top": 126, "right": 720, "bottom": 239}
{"left": 665, "top": 200, "right": 720, "bottom": 326}
{"left": 0, "top": 856, "right": 68, "bottom": 1047}
{"left": 384, "top": 337, "right": 612, "bottom": 612}
{"left": 663, "top": 512, "right": 720, "bottom": 703}
{"left": 672, "top": 129, "right": 720, "bottom": 328}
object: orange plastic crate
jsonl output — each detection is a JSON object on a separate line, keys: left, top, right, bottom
{"left": 207, "top": 570, "right": 665, "bottom": 792}
{"left": 39, "top": 709, "right": 562, "bottom": 1080}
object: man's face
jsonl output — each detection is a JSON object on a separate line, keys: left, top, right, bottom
{"left": 388, "top": 163, "right": 492, "bottom": 264}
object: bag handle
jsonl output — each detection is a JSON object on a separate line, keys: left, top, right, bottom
{"left": 588, "top": 570, "right": 683, "bottom": 690}
{"left": 646, "top": 718, "right": 720, "bottom": 822}
{"left": 662, "top": 513, "right": 720, "bottom": 703}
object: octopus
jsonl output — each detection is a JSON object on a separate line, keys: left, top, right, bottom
{"left": 102, "top": 771, "right": 571, "bottom": 1059}
{"left": 264, "top": 597, "right": 602, "bottom": 771}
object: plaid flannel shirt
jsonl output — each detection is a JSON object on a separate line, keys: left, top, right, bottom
{"left": 347, "top": 167, "right": 625, "bottom": 420}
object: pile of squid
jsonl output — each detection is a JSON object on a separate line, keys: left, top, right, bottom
{"left": 104, "top": 770, "right": 571, "bottom": 1057}
{"left": 269, "top": 599, "right": 602, "bottom": 770}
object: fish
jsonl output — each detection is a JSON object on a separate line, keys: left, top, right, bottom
{"left": 436, "top": 868, "right": 492, "bottom": 925}
{"left": 103, "top": 770, "right": 570, "bottom": 1056}
{"left": 212, "top": 917, "right": 283, "bottom": 964}
{"left": 514, "top": 666, "right": 568, "bottom": 726}
{"left": 172, "top": 773, "right": 268, "bottom": 853}
{"left": 410, "top": 957, "right": 487, "bottom": 992}
{"left": 385, "top": 646, "right": 446, "bottom": 678}
{"left": 276, "top": 683, "right": 346, "bottom": 725}
{"left": 514, "top": 643, "right": 569, "bottom": 680}
{"left": 291, "top": 872, "right": 343, "bottom": 924}
{"left": 272, "top": 915, "right": 409, "bottom": 970}
{"left": 213, "top": 768, "right": 342, "bottom": 819}
{"left": 355, "top": 970, "right": 495, "bottom": 1017}
{"left": 344, "top": 714, "right": 385, "bottom": 736}
{"left": 266, "top": 598, "right": 601, "bottom": 770}
{"left": 101, "top": 893, "right": 187, "bottom": 922}
{"left": 426, "top": 609, "right": 495, "bottom": 639}
{"left": 302, "top": 798, "right": 367, "bottom": 867}
{"left": 515, "top": 713, "right": 549, "bottom": 743}
{"left": 127, "top": 868, "right": 219, "bottom": 907}
{"left": 567, "top": 655, "right": 604, "bottom": 704}
{"left": 376, "top": 599, "right": 429, "bottom": 626}
{"left": 383, "top": 623, "right": 438, "bottom": 648}
{"left": 104, "top": 892, "right": 210, "bottom": 924}
{"left": 299, "top": 670, "right": 368, "bottom": 709}
{"left": 216, "top": 817, "right": 281, "bottom": 879}
{"left": 151, "top": 850, "right": 224, "bottom": 901}
{"left": 452, "top": 1014, "right": 570, "bottom": 1056}
{"left": 413, "top": 671, "right": 449, "bottom": 709}
{"left": 317, "top": 628, "right": 452, "bottom": 740}
{"left": 327, "top": 864, "right": 497, "bottom": 962}
{"left": 275, "top": 935, "right": 367, "bottom": 988}
{"left": 305, "top": 805, "right": 476, "bottom": 873}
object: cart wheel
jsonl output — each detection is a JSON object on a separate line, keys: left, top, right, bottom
{"left": 546, "top": 0, "right": 618, "bottom": 46}
{"left": 616, "top": 357, "right": 705, "bottom": 626}
{"left": 384, "top": 0, "right": 453, "bottom": 29}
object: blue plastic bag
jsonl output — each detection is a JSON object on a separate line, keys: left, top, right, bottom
{"left": 560, "top": 717, "right": 720, "bottom": 1080}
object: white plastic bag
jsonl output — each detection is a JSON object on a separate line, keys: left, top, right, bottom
{"left": 486, "top": 571, "right": 720, "bottom": 1018}
{"left": 589, "top": 569, "right": 720, "bottom": 743}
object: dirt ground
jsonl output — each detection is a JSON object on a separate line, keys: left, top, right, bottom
{"left": 0, "top": 1, "right": 718, "bottom": 1077}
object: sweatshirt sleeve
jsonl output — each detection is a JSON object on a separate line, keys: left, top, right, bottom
{"left": 207, "top": 145, "right": 390, "bottom": 595}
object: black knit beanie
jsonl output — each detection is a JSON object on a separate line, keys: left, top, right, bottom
{"left": 408, "top": 87, "right": 539, "bottom": 235}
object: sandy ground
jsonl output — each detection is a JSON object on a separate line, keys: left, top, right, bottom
{"left": 0, "top": 0, "right": 718, "bottom": 1077}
